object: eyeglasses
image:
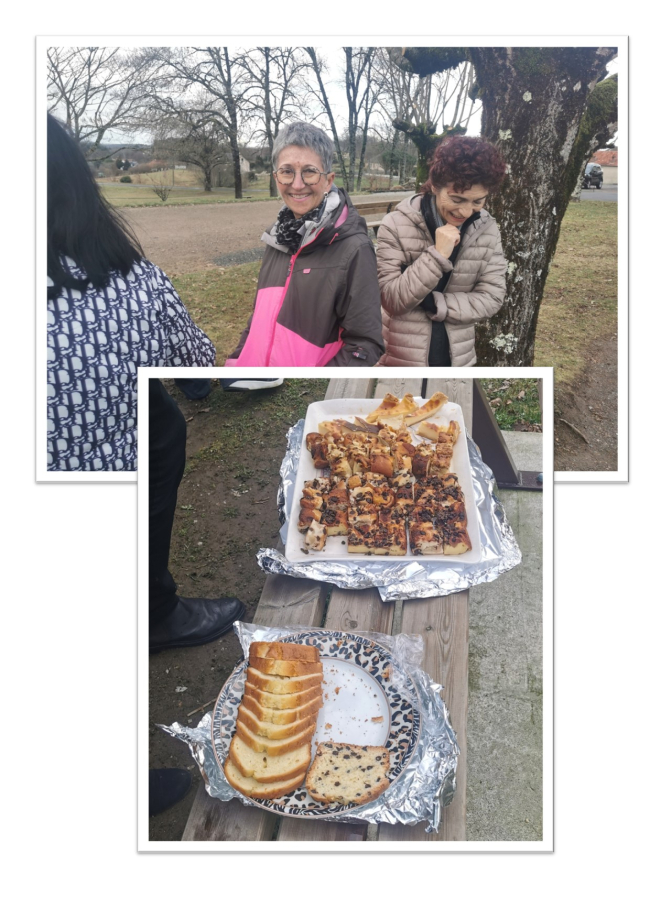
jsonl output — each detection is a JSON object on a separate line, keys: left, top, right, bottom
{"left": 274, "top": 166, "right": 328, "bottom": 186}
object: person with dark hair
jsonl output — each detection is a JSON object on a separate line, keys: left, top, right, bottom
{"left": 47, "top": 114, "right": 216, "bottom": 472}
{"left": 226, "top": 121, "right": 384, "bottom": 368}
{"left": 376, "top": 135, "right": 507, "bottom": 366}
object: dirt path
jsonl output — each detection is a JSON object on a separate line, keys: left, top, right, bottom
{"left": 123, "top": 201, "right": 281, "bottom": 274}
{"left": 553, "top": 333, "right": 618, "bottom": 473}
{"left": 120, "top": 193, "right": 410, "bottom": 274}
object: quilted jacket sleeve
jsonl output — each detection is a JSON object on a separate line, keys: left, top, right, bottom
{"left": 376, "top": 219, "right": 453, "bottom": 317}
{"left": 327, "top": 241, "right": 385, "bottom": 367}
{"left": 431, "top": 230, "right": 507, "bottom": 325}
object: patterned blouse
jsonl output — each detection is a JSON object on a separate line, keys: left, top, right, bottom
{"left": 47, "top": 256, "right": 216, "bottom": 472}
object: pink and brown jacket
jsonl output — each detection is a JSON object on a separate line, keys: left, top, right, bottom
{"left": 227, "top": 190, "right": 384, "bottom": 367}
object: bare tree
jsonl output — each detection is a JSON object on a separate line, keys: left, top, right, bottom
{"left": 146, "top": 47, "right": 253, "bottom": 199}
{"left": 241, "top": 47, "right": 308, "bottom": 197}
{"left": 304, "top": 47, "right": 349, "bottom": 189}
{"left": 142, "top": 86, "right": 230, "bottom": 192}
{"left": 342, "top": 47, "right": 375, "bottom": 192}
{"left": 47, "top": 46, "right": 158, "bottom": 159}
{"left": 387, "top": 48, "right": 480, "bottom": 185}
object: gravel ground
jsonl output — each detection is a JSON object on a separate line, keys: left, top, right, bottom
{"left": 123, "top": 200, "right": 281, "bottom": 274}
{"left": 119, "top": 193, "right": 409, "bottom": 274}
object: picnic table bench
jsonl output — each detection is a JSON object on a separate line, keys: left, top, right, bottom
{"left": 353, "top": 198, "right": 406, "bottom": 235}
{"left": 182, "top": 376, "right": 472, "bottom": 843}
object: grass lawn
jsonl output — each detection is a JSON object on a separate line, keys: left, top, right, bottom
{"left": 101, "top": 184, "right": 276, "bottom": 208}
{"left": 478, "top": 379, "right": 541, "bottom": 429}
{"left": 534, "top": 200, "right": 617, "bottom": 386}
{"left": 169, "top": 262, "right": 261, "bottom": 365}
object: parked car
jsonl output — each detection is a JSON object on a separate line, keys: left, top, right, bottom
{"left": 582, "top": 163, "right": 604, "bottom": 189}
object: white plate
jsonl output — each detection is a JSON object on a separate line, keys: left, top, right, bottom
{"left": 285, "top": 397, "right": 481, "bottom": 565}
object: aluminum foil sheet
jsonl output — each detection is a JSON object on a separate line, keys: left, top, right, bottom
{"left": 263, "top": 419, "right": 521, "bottom": 601}
{"left": 159, "top": 621, "right": 459, "bottom": 833}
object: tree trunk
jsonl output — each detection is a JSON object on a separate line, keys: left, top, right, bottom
{"left": 305, "top": 48, "right": 349, "bottom": 190}
{"left": 203, "top": 164, "right": 212, "bottom": 192}
{"left": 394, "top": 121, "right": 466, "bottom": 187}
{"left": 469, "top": 47, "right": 617, "bottom": 366}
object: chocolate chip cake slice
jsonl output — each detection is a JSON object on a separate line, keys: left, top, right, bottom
{"left": 305, "top": 742, "right": 391, "bottom": 806}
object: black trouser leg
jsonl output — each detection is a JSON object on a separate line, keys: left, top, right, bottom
{"left": 148, "top": 379, "right": 187, "bottom": 626}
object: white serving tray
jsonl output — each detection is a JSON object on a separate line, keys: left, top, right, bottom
{"left": 285, "top": 397, "right": 481, "bottom": 565}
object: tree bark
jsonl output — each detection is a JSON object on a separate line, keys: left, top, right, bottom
{"left": 468, "top": 47, "right": 617, "bottom": 365}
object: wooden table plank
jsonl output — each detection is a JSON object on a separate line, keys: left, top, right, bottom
{"left": 377, "top": 594, "right": 469, "bottom": 841}
{"left": 375, "top": 377, "right": 424, "bottom": 400}
{"left": 277, "top": 815, "right": 367, "bottom": 842}
{"left": 324, "top": 586, "right": 395, "bottom": 635}
{"left": 324, "top": 378, "right": 376, "bottom": 400}
{"left": 182, "top": 783, "right": 277, "bottom": 842}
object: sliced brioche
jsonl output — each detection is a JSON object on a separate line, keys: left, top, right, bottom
{"left": 224, "top": 757, "right": 306, "bottom": 799}
{"left": 237, "top": 704, "right": 318, "bottom": 740}
{"left": 248, "top": 656, "right": 323, "bottom": 677}
{"left": 305, "top": 742, "right": 391, "bottom": 805}
{"left": 246, "top": 666, "right": 323, "bottom": 695}
{"left": 243, "top": 681, "right": 322, "bottom": 710}
{"left": 229, "top": 734, "right": 312, "bottom": 782}
{"left": 250, "top": 641, "right": 320, "bottom": 663}
{"left": 235, "top": 718, "right": 316, "bottom": 756}
{"left": 242, "top": 690, "right": 322, "bottom": 724}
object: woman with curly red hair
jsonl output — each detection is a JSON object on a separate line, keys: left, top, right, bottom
{"left": 376, "top": 135, "right": 507, "bottom": 366}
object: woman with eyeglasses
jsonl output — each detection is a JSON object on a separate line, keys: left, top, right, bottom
{"left": 227, "top": 121, "right": 384, "bottom": 367}
{"left": 376, "top": 135, "right": 507, "bottom": 366}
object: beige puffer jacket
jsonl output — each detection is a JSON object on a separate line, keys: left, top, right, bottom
{"left": 376, "top": 194, "right": 506, "bottom": 366}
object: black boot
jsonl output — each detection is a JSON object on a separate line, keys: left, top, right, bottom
{"left": 149, "top": 768, "right": 192, "bottom": 816}
{"left": 149, "top": 596, "right": 245, "bottom": 653}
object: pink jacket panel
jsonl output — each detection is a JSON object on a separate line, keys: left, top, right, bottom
{"left": 234, "top": 286, "right": 285, "bottom": 365}
{"left": 266, "top": 323, "right": 344, "bottom": 367}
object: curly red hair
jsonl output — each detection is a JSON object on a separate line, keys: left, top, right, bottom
{"left": 421, "top": 135, "right": 506, "bottom": 195}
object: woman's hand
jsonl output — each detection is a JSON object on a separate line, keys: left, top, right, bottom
{"left": 435, "top": 224, "right": 461, "bottom": 259}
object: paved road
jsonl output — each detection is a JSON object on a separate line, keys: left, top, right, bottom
{"left": 578, "top": 183, "right": 618, "bottom": 202}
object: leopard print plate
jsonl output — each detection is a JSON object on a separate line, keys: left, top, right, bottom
{"left": 212, "top": 630, "right": 421, "bottom": 819}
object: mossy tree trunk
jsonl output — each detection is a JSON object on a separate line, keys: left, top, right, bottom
{"left": 468, "top": 47, "right": 617, "bottom": 365}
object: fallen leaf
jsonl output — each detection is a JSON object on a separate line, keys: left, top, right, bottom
{"left": 175, "top": 686, "right": 188, "bottom": 693}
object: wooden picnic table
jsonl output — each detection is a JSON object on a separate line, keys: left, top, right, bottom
{"left": 182, "top": 376, "right": 472, "bottom": 843}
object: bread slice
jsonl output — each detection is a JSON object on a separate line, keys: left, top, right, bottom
{"left": 237, "top": 704, "right": 318, "bottom": 740}
{"left": 243, "top": 681, "right": 322, "bottom": 710}
{"left": 246, "top": 667, "right": 323, "bottom": 695}
{"left": 235, "top": 718, "right": 317, "bottom": 756}
{"left": 305, "top": 742, "right": 391, "bottom": 805}
{"left": 248, "top": 656, "right": 323, "bottom": 678}
{"left": 249, "top": 641, "right": 320, "bottom": 663}
{"left": 242, "top": 689, "right": 322, "bottom": 724}
{"left": 229, "top": 734, "right": 312, "bottom": 782}
{"left": 224, "top": 757, "right": 306, "bottom": 799}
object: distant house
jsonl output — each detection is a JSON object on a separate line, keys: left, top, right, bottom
{"left": 589, "top": 148, "right": 618, "bottom": 184}
{"left": 240, "top": 155, "right": 251, "bottom": 173}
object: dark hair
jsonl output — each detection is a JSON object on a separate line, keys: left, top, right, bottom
{"left": 421, "top": 135, "right": 506, "bottom": 195}
{"left": 47, "top": 114, "right": 143, "bottom": 298}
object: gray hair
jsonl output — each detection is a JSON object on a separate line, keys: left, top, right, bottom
{"left": 272, "top": 121, "right": 334, "bottom": 174}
